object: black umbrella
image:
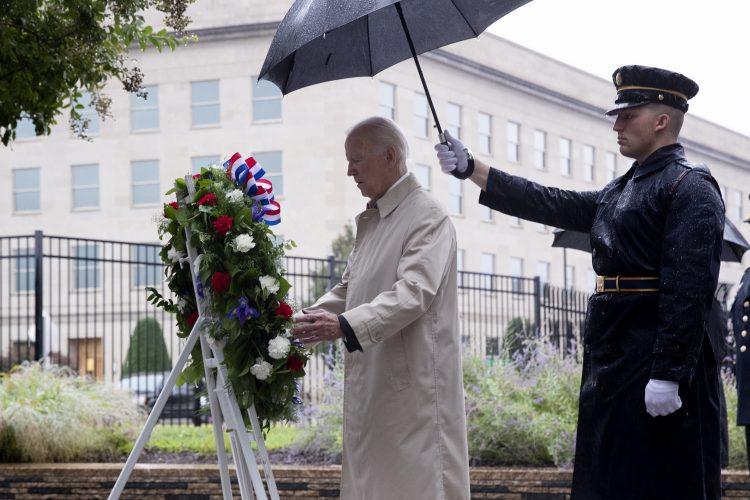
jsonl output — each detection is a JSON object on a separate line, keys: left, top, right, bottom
{"left": 259, "top": 0, "right": 532, "bottom": 138}
{"left": 552, "top": 218, "right": 750, "bottom": 263}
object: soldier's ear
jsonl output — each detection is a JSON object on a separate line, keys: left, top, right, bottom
{"left": 654, "top": 113, "right": 671, "bottom": 134}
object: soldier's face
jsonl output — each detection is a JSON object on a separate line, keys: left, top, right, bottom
{"left": 612, "top": 106, "right": 657, "bottom": 160}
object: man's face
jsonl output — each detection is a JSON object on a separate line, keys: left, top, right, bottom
{"left": 612, "top": 105, "right": 659, "bottom": 160}
{"left": 345, "top": 132, "right": 390, "bottom": 201}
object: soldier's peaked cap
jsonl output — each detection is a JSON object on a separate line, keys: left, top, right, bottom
{"left": 606, "top": 65, "right": 699, "bottom": 116}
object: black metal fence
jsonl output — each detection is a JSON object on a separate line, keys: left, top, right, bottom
{"left": 1, "top": 232, "right": 590, "bottom": 424}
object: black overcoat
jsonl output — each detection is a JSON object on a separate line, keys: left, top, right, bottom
{"left": 479, "top": 144, "right": 724, "bottom": 499}
{"left": 732, "top": 267, "right": 750, "bottom": 424}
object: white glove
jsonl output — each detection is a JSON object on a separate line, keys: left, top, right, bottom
{"left": 644, "top": 379, "right": 682, "bottom": 417}
{"left": 434, "top": 130, "right": 469, "bottom": 175}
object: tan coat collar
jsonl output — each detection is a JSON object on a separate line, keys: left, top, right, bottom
{"left": 369, "top": 172, "right": 420, "bottom": 218}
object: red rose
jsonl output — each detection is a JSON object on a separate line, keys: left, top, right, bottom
{"left": 211, "top": 271, "right": 231, "bottom": 293}
{"left": 164, "top": 201, "right": 179, "bottom": 217}
{"left": 275, "top": 301, "right": 293, "bottom": 318}
{"left": 186, "top": 311, "right": 199, "bottom": 328}
{"left": 287, "top": 355, "right": 305, "bottom": 373}
{"left": 213, "top": 215, "right": 233, "bottom": 237}
{"left": 193, "top": 173, "right": 201, "bottom": 179}
{"left": 197, "top": 193, "right": 218, "bottom": 206}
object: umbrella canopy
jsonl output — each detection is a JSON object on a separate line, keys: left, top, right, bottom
{"left": 552, "top": 220, "right": 750, "bottom": 263}
{"left": 259, "top": 0, "right": 531, "bottom": 136}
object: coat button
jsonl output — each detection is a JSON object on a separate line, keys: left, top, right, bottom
{"left": 742, "top": 346, "right": 748, "bottom": 353}
{"left": 745, "top": 301, "right": 749, "bottom": 308}
{"left": 743, "top": 330, "right": 748, "bottom": 337}
{"left": 744, "top": 315, "right": 749, "bottom": 323}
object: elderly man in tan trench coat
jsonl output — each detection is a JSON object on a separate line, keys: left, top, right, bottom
{"left": 291, "top": 116, "right": 470, "bottom": 500}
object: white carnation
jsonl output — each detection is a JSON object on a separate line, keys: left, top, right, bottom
{"left": 232, "top": 234, "right": 256, "bottom": 253}
{"left": 226, "top": 189, "right": 244, "bottom": 203}
{"left": 260, "top": 275, "right": 280, "bottom": 294}
{"left": 268, "top": 336, "right": 291, "bottom": 360}
{"left": 250, "top": 357, "right": 272, "bottom": 381}
{"left": 177, "top": 297, "right": 188, "bottom": 312}
{"left": 167, "top": 247, "right": 184, "bottom": 263}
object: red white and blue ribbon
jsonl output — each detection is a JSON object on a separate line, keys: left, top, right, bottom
{"left": 223, "top": 152, "right": 281, "bottom": 226}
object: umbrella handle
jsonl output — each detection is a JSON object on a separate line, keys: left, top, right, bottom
{"left": 394, "top": 2, "right": 445, "bottom": 140}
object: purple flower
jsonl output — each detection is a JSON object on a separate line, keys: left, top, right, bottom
{"left": 292, "top": 396, "right": 303, "bottom": 405}
{"left": 252, "top": 203, "right": 265, "bottom": 222}
{"left": 291, "top": 339, "right": 304, "bottom": 348}
{"left": 227, "top": 297, "right": 260, "bottom": 326}
{"left": 195, "top": 280, "right": 205, "bottom": 299}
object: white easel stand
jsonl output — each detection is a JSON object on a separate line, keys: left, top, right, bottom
{"left": 109, "top": 176, "right": 279, "bottom": 500}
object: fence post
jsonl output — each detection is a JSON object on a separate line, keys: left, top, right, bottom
{"left": 34, "top": 230, "right": 44, "bottom": 361}
{"left": 326, "top": 255, "right": 337, "bottom": 292}
{"left": 533, "top": 276, "right": 541, "bottom": 338}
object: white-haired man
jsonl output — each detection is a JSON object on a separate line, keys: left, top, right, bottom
{"left": 292, "top": 116, "right": 470, "bottom": 499}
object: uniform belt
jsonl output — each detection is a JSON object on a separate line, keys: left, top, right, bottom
{"left": 595, "top": 276, "right": 660, "bottom": 293}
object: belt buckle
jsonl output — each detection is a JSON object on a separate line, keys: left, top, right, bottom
{"left": 596, "top": 276, "right": 604, "bottom": 293}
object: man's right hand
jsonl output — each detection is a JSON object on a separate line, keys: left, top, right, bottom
{"left": 435, "top": 130, "right": 469, "bottom": 176}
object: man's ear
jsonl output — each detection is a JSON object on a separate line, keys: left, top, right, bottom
{"left": 385, "top": 145, "right": 397, "bottom": 166}
{"left": 654, "top": 113, "right": 670, "bottom": 133}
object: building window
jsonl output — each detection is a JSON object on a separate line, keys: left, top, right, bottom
{"left": 13, "top": 168, "right": 40, "bottom": 212}
{"left": 252, "top": 78, "right": 282, "bottom": 121}
{"left": 15, "top": 116, "right": 37, "bottom": 139}
{"left": 735, "top": 190, "right": 743, "bottom": 220}
{"left": 478, "top": 112, "right": 492, "bottom": 155}
{"left": 535, "top": 222, "right": 549, "bottom": 233}
{"left": 15, "top": 248, "right": 35, "bottom": 292}
{"left": 507, "top": 121, "right": 520, "bottom": 163}
{"left": 74, "top": 244, "right": 101, "bottom": 289}
{"left": 510, "top": 215, "right": 522, "bottom": 227}
{"left": 481, "top": 252, "right": 495, "bottom": 289}
{"left": 413, "top": 163, "right": 431, "bottom": 190}
{"left": 255, "top": 151, "right": 283, "bottom": 196}
{"left": 191, "top": 155, "right": 221, "bottom": 174}
{"left": 191, "top": 80, "right": 220, "bottom": 127}
{"left": 79, "top": 91, "right": 100, "bottom": 135}
{"left": 536, "top": 261, "right": 550, "bottom": 287}
{"left": 413, "top": 93, "right": 429, "bottom": 138}
{"left": 480, "top": 204, "right": 493, "bottom": 222}
{"left": 133, "top": 245, "right": 161, "bottom": 287}
{"left": 131, "top": 160, "right": 160, "bottom": 206}
{"left": 565, "top": 264, "right": 575, "bottom": 290}
{"left": 131, "top": 85, "right": 159, "bottom": 131}
{"left": 509, "top": 256, "right": 524, "bottom": 292}
{"left": 583, "top": 145, "right": 595, "bottom": 183}
{"left": 446, "top": 103, "right": 461, "bottom": 139}
{"left": 587, "top": 269, "right": 598, "bottom": 292}
{"left": 71, "top": 164, "right": 100, "bottom": 209}
{"left": 559, "top": 138, "right": 571, "bottom": 176}
{"left": 533, "top": 130, "right": 546, "bottom": 169}
{"left": 378, "top": 82, "right": 396, "bottom": 120}
{"left": 448, "top": 177, "right": 463, "bottom": 215}
{"left": 605, "top": 152, "right": 617, "bottom": 181}
{"left": 720, "top": 185, "right": 728, "bottom": 206}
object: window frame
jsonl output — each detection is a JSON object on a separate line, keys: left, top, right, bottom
{"left": 506, "top": 121, "right": 520, "bottom": 163}
{"left": 130, "top": 84, "right": 159, "bottom": 132}
{"left": 190, "top": 80, "right": 221, "bottom": 128}
{"left": 12, "top": 167, "right": 41, "bottom": 213}
{"left": 131, "top": 160, "right": 160, "bottom": 207}
{"left": 71, "top": 164, "right": 100, "bottom": 210}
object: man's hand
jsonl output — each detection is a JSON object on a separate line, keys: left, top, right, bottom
{"left": 644, "top": 379, "right": 682, "bottom": 417}
{"left": 435, "top": 130, "right": 469, "bottom": 176}
{"left": 291, "top": 310, "right": 344, "bottom": 345}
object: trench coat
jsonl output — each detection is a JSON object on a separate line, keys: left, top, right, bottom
{"left": 732, "top": 267, "right": 750, "bottom": 425}
{"left": 309, "top": 173, "right": 470, "bottom": 500}
{"left": 478, "top": 144, "right": 724, "bottom": 499}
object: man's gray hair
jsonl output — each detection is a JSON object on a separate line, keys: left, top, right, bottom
{"left": 347, "top": 116, "right": 410, "bottom": 164}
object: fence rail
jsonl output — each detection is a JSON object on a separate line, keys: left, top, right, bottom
{"left": 1, "top": 232, "right": 590, "bottom": 424}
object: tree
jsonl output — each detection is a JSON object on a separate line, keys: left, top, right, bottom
{"left": 503, "top": 317, "right": 535, "bottom": 361}
{"left": 305, "top": 223, "right": 355, "bottom": 307}
{"left": 121, "top": 317, "right": 171, "bottom": 376}
{"left": 0, "top": 0, "right": 194, "bottom": 145}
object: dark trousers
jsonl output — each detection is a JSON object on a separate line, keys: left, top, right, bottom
{"left": 745, "top": 426, "right": 750, "bottom": 471}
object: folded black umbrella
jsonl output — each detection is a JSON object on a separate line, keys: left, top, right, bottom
{"left": 259, "top": 0, "right": 532, "bottom": 137}
{"left": 552, "top": 219, "right": 750, "bottom": 263}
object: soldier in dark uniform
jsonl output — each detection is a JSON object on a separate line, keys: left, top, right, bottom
{"left": 436, "top": 66, "right": 724, "bottom": 499}
{"left": 732, "top": 205, "right": 750, "bottom": 470}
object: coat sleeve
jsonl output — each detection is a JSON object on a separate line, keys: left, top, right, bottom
{"left": 478, "top": 167, "right": 601, "bottom": 232}
{"left": 651, "top": 170, "right": 724, "bottom": 384}
{"left": 340, "top": 207, "right": 455, "bottom": 351}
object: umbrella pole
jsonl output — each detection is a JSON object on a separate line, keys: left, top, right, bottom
{"left": 394, "top": 2, "right": 445, "bottom": 141}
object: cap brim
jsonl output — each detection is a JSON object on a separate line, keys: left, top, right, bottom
{"left": 605, "top": 102, "right": 648, "bottom": 116}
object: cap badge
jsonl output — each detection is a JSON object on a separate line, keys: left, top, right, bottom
{"left": 615, "top": 72, "right": 622, "bottom": 86}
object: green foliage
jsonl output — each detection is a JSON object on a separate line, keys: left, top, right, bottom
{"left": 134, "top": 424, "right": 298, "bottom": 455}
{"left": 0, "top": 0, "right": 195, "bottom": 145}
{"left": 154, "top": 167, "right": 308, "bottom": 429}
{"left": 121, "top": 318, "right": 171, "bottom": 376}
{"left": 307, "top": 223, "right": 354, "bottom": 307}
{"left": 503, "top": 317, "right": 534, "bottom": 360}
{"left": 724, "top": 370, "right": 748, "bottom": 470}
{"left": 0, "top": 362, "right": 144, "bottom": 462}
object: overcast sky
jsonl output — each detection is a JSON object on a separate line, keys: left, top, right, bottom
{"left": 488, "top": 0, "right": 749, "bottom": 137}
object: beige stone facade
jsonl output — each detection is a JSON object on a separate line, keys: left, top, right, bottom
{"left": 3, "top": 0, "right": 749, "bottom": 294}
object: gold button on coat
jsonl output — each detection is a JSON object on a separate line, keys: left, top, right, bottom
{"left": 744, "top": 315, "right": 749, "bottom": 322}
{"left": 742, "top": 346, "right": 747, "bottom": 353}
{"left": 743, "top": 330, "right": 748, "bottom": 337}
{"left": 745, "top": 301, "right": 749, "bottom": 308}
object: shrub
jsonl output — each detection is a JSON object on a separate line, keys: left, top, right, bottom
{"left": 0, "top": 362, "right": 144, "bottom": 462}
{"left": 503, "top": 317, "right": 534, "bottom": 360}
{"left": 121, "top": 317, "right": 171, "bottom": 376}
